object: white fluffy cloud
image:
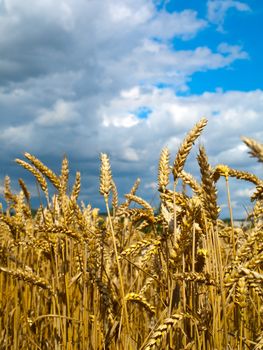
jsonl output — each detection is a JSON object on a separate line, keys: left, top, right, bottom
{"left": 207, "top": 0, "right": 251, "bottom": 31}
{"left": 146, "top": 9, "right": 207, "bottom": 40}
{"left": 36, "top": 100, "right": 80, "bottom": 126}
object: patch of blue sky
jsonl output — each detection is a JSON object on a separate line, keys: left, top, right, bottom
{"left": 153, "top": 0, "right": 204, "bottom": 14}
{"left": 155, "top": 82, "right": 173, "bottom": 89}
{"left": 134, "top": 106, "right": 152, "bottom": 120}
{"left": 163, "top": 1, "right": 263, "bottom": 94}
{"left": 187, "top": 12, "right": 262, "bottom": 93}
{"left": 153, "top": 0, "right": 167, "bottom": 12}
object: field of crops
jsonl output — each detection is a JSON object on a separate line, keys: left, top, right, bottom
{"left": 0, "top": 118, "right": 262, "bottom": 349}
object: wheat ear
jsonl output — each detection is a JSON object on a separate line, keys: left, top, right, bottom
{"left": 99, "top": 153, "right": 112, "bottom": 199}
{"left": 24, "top": 152, "right": 60, "bottom": 189}
{"left": 125, "top": 292, "right": 156, "bottom": 315}
{"left": 214, "top": 164, "right": 261, "bottom": 185}
{"left": 4, "top": 176, "right": 17, "bottom": 203}
{"left": 242, "top": 136, "right": 263, "bottom": 163}
{"left": 60, "top": 155, "right": 69, "bottom": 196}
{"left": 15, "top": 159, "right": 49, "bottom": 198}
{"left": 0, "top": 266, "right": 53, "bottom": 293}
{"left": 158, "top": 147, "right": 170, "bottom": 191}
{"left": 197, "top": 146, "right": 219, "bottom": 223}
{"left": 143, "top": 313, "right": 193, "bottom": 350}
{"left": 173, "top": 117, "right": 207, "bottom": 181}
{"left": 71, "top": 171, "right": 81, "bottom": 200}
{"left": 18, "top": 178, "right": 30, "bottom": 203}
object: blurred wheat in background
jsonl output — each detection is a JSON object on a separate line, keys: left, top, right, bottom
{"left": 0, "top": 118, "right": 262, "bottom": 349}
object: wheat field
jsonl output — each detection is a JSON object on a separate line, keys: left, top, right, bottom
{"left": 0, "top": 118, "right": 262, "bottom": 349}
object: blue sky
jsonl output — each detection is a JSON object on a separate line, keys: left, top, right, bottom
{"left": 0, "top": 0, "right": 262, "bottom": 218}
{"left": 162, "top": 0, "right": 263, "bottom": 93}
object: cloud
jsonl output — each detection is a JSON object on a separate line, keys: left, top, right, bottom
{"left": 207, "top": 0, "right": 251, "bottom": 31}
{"left": 122, "top": 148, "right": 140, "bottom": 162}
{"left": 146, "top": 9, "right": 207, "bottom": 40}
{"left": 102, "top": 113, "right": 140, "bottom": 128}
{"left": 0, "top": 124, "right": 34, "bottom": 147}
{"left": 1, "top": 83, "right": 262, "bottom": 216}
{"left": 234, "top": 187, "right": 254, "bottom": 198}
{"left": 36, "top": 99, "right": 80, "bottom": 126}
{"left": 97, "top": 87, "right": 263, "bottom": 216}
{"left": 0, "top": 0, "right": 259, "bottom": 218}
{"left": 0, "top": 0, "right": 245, "bottom": 89}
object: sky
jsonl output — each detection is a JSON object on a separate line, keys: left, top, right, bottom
{"left": 0, "top": 0, "right": 262, "bottom": 218}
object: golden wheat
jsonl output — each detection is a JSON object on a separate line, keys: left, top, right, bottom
{"left": 0, "top": 118, "right": 261, "bottom": 349}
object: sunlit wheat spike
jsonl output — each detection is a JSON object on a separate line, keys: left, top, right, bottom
{"left": 129, "top": 177, "right": 141, "bottom": 196}
{"left": 60, "top": 155, "right": 69, "bottom": 196}
{"left": 111, "top": 179, "right": 118, "bottom": 210}
{"left": 173, "top": 117, "right": 207, "bottom": 181}
{"left": 179, "top": 170, "right": 202, "bottom": 195}
{"left": 251, "top": 183, "right": 263, "bottom": 202}
{"left": 251, "top": 200, "right": 263, "bottom": 222}
{"left": 158, "top": 147, "right": 170, "bottom": 191}
{"left": 116, "top": 178, "right": 141, "bottom": 215}
{"left": 214, "top": 164, "right": 261, "bottom": 185}
{"left": 197, "top": 146, "right": 219, "bottom": 223}
{"left": 24, "top": 152, "right": 60, "bottom": 189}
{"left": 141, "top": 240, "right": 161, "bottom": 268}
{"left": 213, "top": 164, "right": 230, "bottom": 182}
{"left": 15, "top": 159, "right": 49, "bottom": 197}
{"left": 160, "top": 203, "right": 173, "bottom": 225}
{"left": 18, "top": 178, "right": 30, "bottom": 203}
{"left": 4, "top": 176, "right": 17, "bottom": 203}
{"left": 125, "top": 292, "right": 156, "bottom": 315}
{"left": 71, "top": 171, "right": 81, "bottom": 200}
{"left": 125, "top": 194, "right": 154, "bottom": 215}
{"left": 139, "top": 275, "right": 157, "bottom": 295}
{"left": 143, "top": 313, "right": 192, "bottom": 350}
{"left": 242, "top": 136, "right": 263, "bottom": 163}
{"left": 0, "top": 266, "right": 53, "bottom": 293}
{"left": 99, "top": 153, "right": 112, "bottom": 199}
{"left": 228, "top": 168, "right": 261, "bottom": 185}
{"left": 120, "top": 239, "right": 156, "bottom": 259}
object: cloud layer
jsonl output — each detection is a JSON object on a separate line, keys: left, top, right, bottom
{"left": 0, "top": 0, "right": 261, "bottom": 218}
